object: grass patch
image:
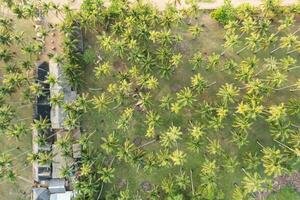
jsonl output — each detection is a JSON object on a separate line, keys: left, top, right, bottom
{"left": 267, "top": 187, "right": 300, "bottom": 200}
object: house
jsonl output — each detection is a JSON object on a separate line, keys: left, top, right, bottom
{"left": 32, "top": 188, "right": 50, "bottom": 200}
{"left": 48, "top": 179, "right": 66, "bottom": 194}
{"left": 33, "top": 162, "right": 52, "bottom": 182}
{"left": 49, "top": 59, "right": 77, "bottom": 130}
{"left": 32, "top": 179, "right": 74, "bottom": 200}
{"left": 50, "top": 191, "right": 73, "bottom": 200}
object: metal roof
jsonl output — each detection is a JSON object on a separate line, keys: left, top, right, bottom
{"left": 50, "top": 191, "right": 73, "bottom": 200}
{"left": 48, "top": 178, "right": 66, "bottom": 194}
{"left": 32, "top": 188, "right": 50, "bottom": 200}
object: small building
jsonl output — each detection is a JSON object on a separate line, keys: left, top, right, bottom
{"left": 49, "top": 179, "right": 66, "bottom": 194}
{"left": 50, "top": 191, "right": 73, "bottom": 200}
{"left": 32, "top": 187, "right": 50, "bottom": 200}
{"left": 52, "top": 141, "right": 74, "bottom": 179}
{"left": 33, "top": 162, "right": 52, "bottom": 182}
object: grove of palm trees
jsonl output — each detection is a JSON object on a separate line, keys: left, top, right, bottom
{"left": 1, "top": 0, "right": 300, "bottom": 199}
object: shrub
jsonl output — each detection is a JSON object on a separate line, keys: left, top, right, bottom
{"left": 83, "top": 48, "right": 96, "bottom": 65}
{"left": 211, "top": 0, "right": 236, "bottom": 25}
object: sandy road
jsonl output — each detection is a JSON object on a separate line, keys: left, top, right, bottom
{"left": 43, "top": 0, "right": 299, "bottom": 11}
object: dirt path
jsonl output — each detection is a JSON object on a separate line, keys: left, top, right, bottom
{"left": 42, "top": 0, "right": 299, "bottom": 12}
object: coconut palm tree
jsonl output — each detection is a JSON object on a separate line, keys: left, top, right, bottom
{"left": 189, "top": 51, "right": 203, "bottom": 71}
{"left": 94, "top": 62, "right": 111, "bottom": 78}
{"left": 176, "top": 87, "right": 195, "bottom": 108}
{"left": 271, "top": 34, "right": 299, "bottom": 54}
{"left": 261, "top": 147, "right": 286, "bottom": 176}
{"left": 32, "top": 117, "right": 50, "bottom": 135}
{"left": 241, "top": 169, "right": 266, "bottom": 194}
{"left": 98, "top": 167, "right": 115, "bottom": 183}
{"left": 217, "top": 83, "right": 239, "bottom": 105}
{"left": 100, "top": 132, "right": 119, "bottom": 154}
{"left": 190, "top": 73, "right": 208, "bottom": 93}
{"left": 38, "top": 151, "right": 54, "bottom": 165}
{"left": 189, "top": 25, "right": 202, "bottom": 39}
{"left": 6, "top": 123, "right": 29, "bottom": 139}
{"left": 92, "top": 93, "right": 111, "bottom": 112}
{"left": 160, "top": 125, "right": 182, "bottom": 148}
{"left": 170, "top": 149, "right": 186, "bottom": 166}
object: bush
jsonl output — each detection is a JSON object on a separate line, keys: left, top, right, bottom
{"left": 83, "top": 48, "right": 96, "bottom": 65}
{"left": 211, "top": 0, "right": 236, "bottom": 25}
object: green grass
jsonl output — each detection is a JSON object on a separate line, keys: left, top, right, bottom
{"left": 80, "top": 12, "right": 300, "bottom": 199}
{"left": 0, "top": 14, "right": 34, "bottom": 200}
{"left": 267, "top": 187, "right": 300, "bottom": 200}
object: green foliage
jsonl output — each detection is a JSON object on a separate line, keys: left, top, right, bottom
{"left": 211, "top": 0, "right": 236, "bottom": 25}
{"left": 82, "top": 48, "right": 96, "bottom": 65}
{"left": 267, "top": 187, "right": 300, "bottom": 200}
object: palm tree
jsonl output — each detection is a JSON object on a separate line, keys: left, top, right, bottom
{"left": 223, "top": 155, "right": 238, "bottom": 173}
{"left": 117, "top": 140, "right": 134, "bottom": 163}
{"left": 38, "top": 151, "right": 54, "bottom": 165}
{"left": 270, "top": 120, "right": 293, "bottom": 140}
{"left": 222, "top": 33, "right": 239, "bottom": 55}
{"left": 231, "top": 130, "right": 249, "bottom": 148}
{"left": 6, "top": 123, "right": 29, "bottom": 139}
{"left": 276, "top": 15, "right": 295, "bottom": 35}
{"left": 207, "top": 53, "right": 220, "bottom": 70}
{"left": 49, "top": 93, "right": 64, "bottom": 106}
{"left": 80, "top": 162, "right": 92, "bottom": 176}
{"left": 94, "top": 62, "right": 111, "bottom": 78}
{"left": 176, "top": 87, "right": 195, "bottom": 108}
{"left": 170, "top": 149, "right": 186, "bottom": 166}
{"left": 241, "top": 169, "right": 266, "bottom": 194}
{"left": 240, "top": 16, "right": 256, "bottom": 37}
{"left": 29, "top": 82, "right": 45, "bottom": 98}
{"left": 92, "top": 93, "right": 111, "bottom": 112}
{"left": 160, "top": 95, "right": 172, "bottom": 110}
{"left": 160, "top": 125, "right": 182, "bottom": 147}
{"left": 98, "top": 167, "right": 115, "bottom": 183}
{"left": 189, "top": 51, "right": 203, "bottom": 71}
{"left": 261, "top": 147, "right": 286, "bottom": 176}
{"left": 217, "top": 83, "right": 239, "bottom": 105}
{"left": 189, "top": 25, "right": 202, "bottom": 39}
{"left": 271, "top": 34, "right": 299, "bottom": 54}
{"left": 232, "top": 185, "right": 247, "bottom": 200}
{"left": 56, "top": 133, "right": 73, "bottom": 157}
{"left": 206, "top": 138, "right": 222, "bottom": 156}
{"left": 262, "top": 0, "right": 281, "bottom": 18}
{"left": 100, "top": 132, "right": 119, "bottom": 154}
{"left": 26, "top": 152, "right": 39, "bottom": 164}
{"left": 243, "top": 152, "right": 260, "bottom": 170}
{"left": 236, "top": 33, "right": 261, "bottom": 54}
{"left": 267, "top": 103, "right": 287, "bottom": 123}
{"left": 190, "top": 73, "right": 208, "bottom": 93}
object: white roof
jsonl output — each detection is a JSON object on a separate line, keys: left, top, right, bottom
{"left": 50, "top": 191, "right": 73, "bottom": 200}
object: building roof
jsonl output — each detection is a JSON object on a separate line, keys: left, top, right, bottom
{"left": 48, "top": 179, "right": 66, "bottom": 194}
{"left": 32, "top": 187, "right": 50, "bottom": 200}
{"left": 52, "top": 143, "right": 74, "bottom": 179}
{"left": 50, "top": 191, "right": 73, "bottom": 200}
{"left": 72, "top": 143, "right": 81, "bottom": 159}
{"left": 49, "top": 59, "right": 77, "bottom": 130}
{"left": 33, "top": 162, "right": 52, "bottom": 182}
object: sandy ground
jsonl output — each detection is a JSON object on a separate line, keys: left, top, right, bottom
{"left": 42, "top": 0, "right": 299, "bottom": 24}
{"left": 43, "top": 0, "right": 299, "bottom": 11}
